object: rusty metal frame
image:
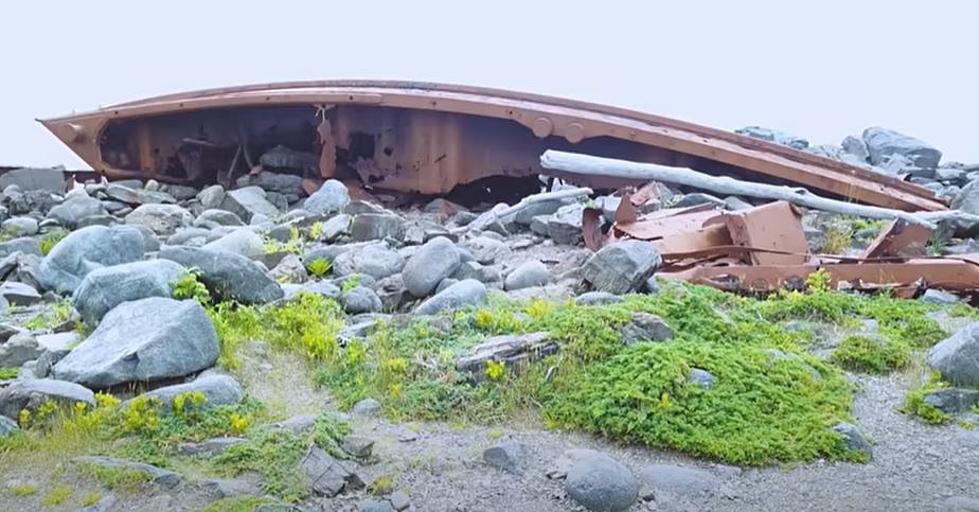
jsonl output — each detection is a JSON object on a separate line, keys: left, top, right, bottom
{"left": 40, "top": 80, "right": 943, "bottom": 211}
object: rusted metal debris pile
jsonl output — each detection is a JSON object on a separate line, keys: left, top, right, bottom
{"left": 580, "top": 184, "right": 979, "bottom": 298}
{"left": 37, "top": 80, "right": 979, "bottom": 298}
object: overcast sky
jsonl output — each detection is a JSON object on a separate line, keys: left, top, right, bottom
{"left": 1, "top": 1, "right": 974, "bottom": 168}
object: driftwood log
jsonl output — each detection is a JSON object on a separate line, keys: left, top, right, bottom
{"left": 541, "top": 150, "right": 979, "bottom": 230}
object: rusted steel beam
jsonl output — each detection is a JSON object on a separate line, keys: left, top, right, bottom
{"left": 40, "top": 80, "right": 943, "bottom": 212}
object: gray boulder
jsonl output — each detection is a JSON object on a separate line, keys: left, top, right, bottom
{"left": 305, "top": 180, "right": 350, "bottom": 215}
{"left": 483, "top": 441, "right": 528, "bottom": 474}
{"left": 927, "top": 323, "right": 979, "bottom": 387}
{"left": 923, "top": 387, "right": 979, "bottom": 414}
{"left": 0, "top": 415, "right": 17, "bottom": 437}
{"left": 565, "top": 452, "right": 638, "bottom": 512}
{"left": 831, "top": 421, "right": 872, "bottom": 457}
{"left": 332, "top": 243, "right": 404, "bottom": 280}
{"left": 0, "top": 333, "right": 42, "bottom": 368}
{"left": 72, "top": 259, "right": 185, "bottom": 324}
{"left": 863, "top": 127, "right": 942, "bottom": 169}
{"left": 619, "top": 312, "right": 674, "bottom": 344}
{"left": 47, "top": 195, "right": 107, "bottom": 228}
{"left": 124, "top": 204, "right": 193, "bottom": 236}
{"left": 637, "top": 464, "right": 725, "bottom": 501}
{"left": 462, "top": 236, "right": 509, "bottom": 264}
{"left": 504, "top": 260, "right": 550, "bottom": 291}
{"left": 198, "top": 185, "right": 226, "bottom": 210}
{"left": 414, "top": 279, "right": 486, "bottom": 315}
{"left": 0, "top": 378, "right": 96, "bottom": 420}
{"left": 318, "top": 214, "right": 350, "bottom": 242}
{"left": 38, "top": 225, "right": 146, "bottom": 294}
{"left": 220, "top": 186, "right": 280, "bottom": 222}
{"left": 194, "top": 209, "right": 244, "bottom": 228}
{"left": 237, "top": 170, "right": 304, "bottom": 198}
{"left": 952, "top": 180, "right": 979, "bottom": 216}
{"left": 301, "top": 446, "right": 364, "bottom": 497}
{"left": 202, "top": 229, "right": 264, "bottom": 259}
{"left": 0, "top": 281, "right": 41, "bottom": 306}
{"left": 841, "top": 135, "right": 870, "bottom": 162}
{"left": 159, "top": 246, "right": 283, "bottom": 304}
{"left": 133, "top": 373, "right": 244, "bottom": 411}
{"left": 547, "top": 204, "right": 585, "bottom": 245}
{"left": 341, "top": 287, "right": 383, "bottom": 314}
{"left": 105, "top": 184, "right": 174, "bottom": 205}
{"left": 349, "top": 214, "right": 406, "bottom": 242}
{"left": 1, "top": 217, "right": 38, "bottom": 237}
{"left": 402, "top": 237, "right": 461, "bottom": 297}
{"left": 735, "top": 126, "right": 808, "bottom": 149}
{"left": 52, "top": 298, "right": 219, "bottom": 387}
{"left": 269, "top": 254, "right": 308, "bottom": 284}
{"left": 582, "top": 240, "right": 662, "bottom": 294}
{"left": 0, "top": 237, "right": 42, "bottom": 258}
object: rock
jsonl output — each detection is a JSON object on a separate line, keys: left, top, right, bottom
{"left": 483, "top": 441, "right": 528, "bottom": 474}
{"left": 202, "top": 229, "right": 264, "bottom": 258}
{"left": 504, "top": 260, "right": 550, "bottom": 291}
{"left": 270, "top": 254, "right": 308, "bottom": 284}
{"left": 300, "top": 446, "right": 364, "bottom": 497}
{"left": 0, "top": 333, "right": 42, "bottom": 367}
{"left": 74, "top": 456, "right": 181, "bottom": 489}
{"left": 1, "top": 216, "right": 38, "bottom": 237}
{"left": 831, "top": 421, "right": 872, "bottom": 457}
{"left": 159, "top": 246, "right": 283, "bottom": 304}
{"left": 388, "top": 491, "right": 410, "bottom": 511}
{"left": 841, "top": 135, "right": 870, "bottom": 162}
{"left": 0, "top": 281, "right": 41, "bottom": 306}
{"left": 194, "top": 209, "right": 244, "bottom": 228}
{"left": 52, "top": 298, "right": 219, "bottom": 387}
{"left": 332, "top": 243, "right": 405, "bottom": 280}
{"left": 273, "top": 414, "right": 319, "bottom": 434}
{"left": 358, "top": 500, "right": 395, "bottom": 512}
{"left": 673, "top": 192, "right": 726, "bottom": 208}
{"left": 424, "top": 198, "right": 466, "bottom": 219}
{"left": 341, "top": 286, "right": 383, "bottom": 314}
{"left": 220, "top": 186, "right": 280, "bottom": 223}
{"left": 863, "top": 127, "right": 942, "bottom": 169}
{"left": 124, "top": 204, "right": 193, "bottom": 236}
{"left": 462, "top": 236, "right": 509, "bottom": 265}
{"left": 350, "top": 214, "right": 405, "bottom": 242}
{"left": 688, "top": 368, "right": 715, "bottom": 389}
{"left": 638, "top": 464, "right": 723, "bottom": 500}
{"left": 341, "top": 435, "right": 375, "bottom": 458}
{"left": 456, "top": 332, "right": 558, "bottom": 374}
{"left": 547, "top": 203, "right": 585, "bottom": 245}
{"left": 619, "top": 312, "right": 673, "bottom": 344}
{"left": 574, "top": 291, "right": 623, "bottom": 306}
{"left": 582, "top": 240, "right": 662, "bottom": 294}
{"left": 0, "top": 378, "right": 96, "bottom": 420}
{"left": 735, "top": 126, "right": 808, "bottom": 149}
{"left": 565, "top": 452, "right": 638, "bottom": 512}
{"left": 104, "top": 184, "right": 174, "bottom": 205}
{"left": 47, "top": 195, "right": 107, "bottom": 228}
{"left": 168, "top": 227, "right": 222, "bottom": 247}
{"left": 451, "top": 261, "right": 501, "bottom": 284}
{"left": 927, "top": 323, "right": 979, "bottom": 387}
{"left": 351, "top": 398, "right": 382, "bottom": 417}
{"left": 305, "top": 180, "right": 350, "bottom": 215}
{"left": 134, "top": 374, "right": 244, "bottom": 411}
{"left": 922, "top": 289, "right": 959, "bottom": 304}
{"left": 237, "top": 169, "right": 305, "bottom": 198}
{"left": 0, "top": 167, "right": 64, "bottom": 192}
{"left": 0, "top": 415, "right": 17, "bottom": 437}
{"left": 317, "top": 214, "right": 350, "bottom": 242}
{"left": 71, "top": 259, "right": 184, "bottom": 324}
{"left": 923, "top": 387, "right": 979, "bottom": 413}
{"left": 284, "top": 281, "right": 341, "bottom": 302}
{"left": 402, "top": 237, "right": 461, "bottom": 297}
{"left": 952, "top": 179, "right": 979, "bottom": 217}
{"left": 197, "top": 185, "right": 226, "bottom": 209}
{"left": 414, "top": 279, "right": 486, "bottom": 315}
{"left": 0, "top": 237, "right": 42, "bottom": 258}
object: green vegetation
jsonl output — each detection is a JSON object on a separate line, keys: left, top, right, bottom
{"left": 40, "top": 484, "right": 72, "bottom": 506}
{"left": 24, "top": 298, "right": 74, "bottom": 331}
{"left": 369, "top": 474, "right": 396, "bottom": 495}
{"left": 39, "top": 228, "right": 70, "bottom": 256}
{"left": 831, "top": 335, "right": 911, "bottom": 374}
{"left": 81, "top": 491, "right": 102, "bottom": 507}
{"left": 822, "top": 221, "right": 853, "bottom": 254}
{"left": 77, "top": 462, "right": 152, "bottom": 492}
{"left": 214, "top": 428, "right": 308, "bottom": 502}
{"left": 341, "top": 274, "right": 362, "bottom": 292}
{"left": 902, "top": 371, "right": 953, "bottom": 425}
{"left": 9, "top": 483, "right": 37, "bottom": 496}
{"left": 306, "top": 257, "right": 332, "bottom": 278}
{"left": 263, "top": 226, "right": 304, "bottom": 256}
{"left": 0, "top": 367, "right": 19, "bottom": 380}
{"left": 308, "top": 222, "right": 325, "bottom": 241}
{"left": 171, "top": 269, "right": 212, "bottom": 305}
{"left": 312, "top": 412, "right": 351, "bottom": 459}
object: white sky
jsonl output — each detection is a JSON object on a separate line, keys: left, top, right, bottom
{"left": 1, "top": 0, "right": 975, "bottom": 168}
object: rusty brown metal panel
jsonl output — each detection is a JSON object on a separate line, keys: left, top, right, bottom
{"left": 717, "top": 201, "right": 808, "bottom": 266}
{"left": 861, "top": 220, "right": 931, "bottom": 259}
{"left": 40, "top": 80, "right": 944, "bottom": 211}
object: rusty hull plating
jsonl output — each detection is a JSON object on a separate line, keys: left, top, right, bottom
{"left": 41, "top": 80, "right": 943, "bottom": 211}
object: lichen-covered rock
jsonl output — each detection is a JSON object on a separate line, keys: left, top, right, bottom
{"left": 52, "top": 298, "right": 219, "bottom": 387}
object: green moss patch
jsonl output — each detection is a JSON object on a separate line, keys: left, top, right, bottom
{"left": 831, "top": 335, "right": 911, "bottom": 374}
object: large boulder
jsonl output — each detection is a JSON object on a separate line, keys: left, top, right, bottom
{"left": 131, "top": 373, "right": 244, "bottom": 411}
{"left": 504, "top": 260, "right": 550, "bottom": 291}
{"left": 304, "top": 180, "right": 350, "bottom": 215}
{"left": 46, "top": 195, "right": 107, "bottom": 228}
{"left": 159, "top": 246, "right": 283, "bottom": 304}
{"left": 201, "top": 229, "right": 264, "bottom": 259}
{"left": 38, "top": 225, "right": 145, "bottom": 294}
{"left": 862, "top": 127, "right": 942, "bottom": 169}
{"left": 0, "top": 333, "right": 42, "bottom": 368}
{"left": 52, "top": 298, "right": 219, "bottom": 387}
{"left": 582, "top": 240, "right": 661, "bottom": 294}
{"left": 105, "top": 184, "right": 175, "bottom": 205}
{"left": 402, "top": 237, "right": 461, "bottom": 297}
{"left": 927, "top": 322, "right": 979, "bottom": 387}
{"left": 0, "top": 378, "right": 96, "bottom": 420}
{"left": 236, "top": 170, "right": 304, "bottom": 199}
{"left": 124, "top": 204, "right": 193, "bottom": 236}
{"left": 414, "top": 279, "right": 486, "bottom": 315}
{"left": 220, "top": 186, "right": 280, "bottom": 222}
{"left": 349, "top": 214, "right": 406, "bottom": 242}
{"left": 332, "top": 243, "right": 405, "bottom": 280}
{"left": 564, "top": 452, "right": 638, "bottom": 512}
{"left": 72, "top": 259, "right": 185, "bottom": 324}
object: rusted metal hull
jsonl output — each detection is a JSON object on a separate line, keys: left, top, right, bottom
{"left": 41, "top": 80, "right": 942, "bottom": 211}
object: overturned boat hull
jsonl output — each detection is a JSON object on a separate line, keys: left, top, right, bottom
{"left": 40, "top": 80, "right": 944, "bottom": 211}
